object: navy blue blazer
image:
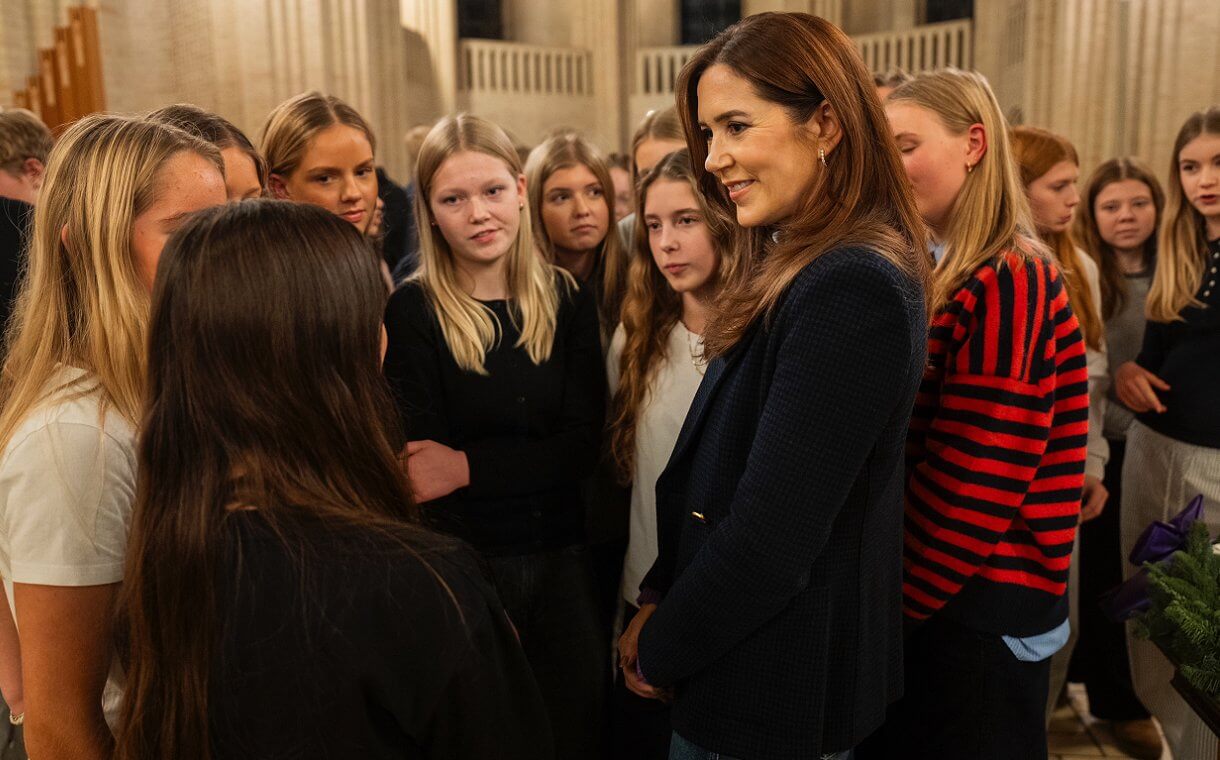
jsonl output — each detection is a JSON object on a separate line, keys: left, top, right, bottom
{"left": 637, "top": 246, "right": 927, "bottom": 759}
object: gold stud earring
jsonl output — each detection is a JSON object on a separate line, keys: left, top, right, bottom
{"left": 818, "top": 147, "right": 827, "bottom": 167}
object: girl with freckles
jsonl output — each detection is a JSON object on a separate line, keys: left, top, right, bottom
{"left": 382, "top": 113, "right": 606, "bottom": 760}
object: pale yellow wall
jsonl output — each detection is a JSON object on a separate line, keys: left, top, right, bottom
{"left": 975, "top": 0, "right": 1220, "bottom": 179}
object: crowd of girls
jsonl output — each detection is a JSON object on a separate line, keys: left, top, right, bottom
{"left": 0, "top": 10, "right": 1217, "bottom": 760}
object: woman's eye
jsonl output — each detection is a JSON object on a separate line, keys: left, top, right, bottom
{"left": 700, "top": 128, "right": 713, "bottom": 143}
{"left": 313, "top": 174, "right": 332, "bottom": 185}
{"left": 727, "top": 122, "right": 747, "bottom": 136}
{"left": 679, "top": 216, "right": 699, "bottom": 226}
{"left": 646, "top": 222, "right": 661, "bottom": 232}
{"left": 589, "top": 186, "right": 604, "bottom": 198}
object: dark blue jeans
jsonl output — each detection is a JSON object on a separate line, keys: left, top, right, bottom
{"left": 485, "top": 545, "right": 608, "bottom": 760}
{"left": 669, "top": 731, "right": 853, "bottom": 760}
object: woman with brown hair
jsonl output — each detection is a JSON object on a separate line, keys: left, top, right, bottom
{"left": 609, "top": 148, "right": 740, "bottom": 759}
{"left": 148, "top": 103, "right": 265, "bottom": 200}
{"left": 1068, "top": 157, "right": 1163, "bottom": 759}
{"left": 116, "top": 200, "right": 549, "bottom": 760}
{"left": 526, "top": 131, "right": 628, "bottom": 340}
{"left": 620, "top": 12, "right": 930, "bottom": 759}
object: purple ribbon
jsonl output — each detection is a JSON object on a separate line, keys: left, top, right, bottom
{"left": 1100, "top": 495, "right": 1205, "bottom": 622}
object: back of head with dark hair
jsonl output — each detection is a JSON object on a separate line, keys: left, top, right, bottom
{"left": 117, "top": 199, "right": 434, "bottom": 760}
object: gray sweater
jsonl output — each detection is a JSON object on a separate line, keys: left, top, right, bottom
{"left": 1103, "top": 270, "right": 1153, "bottom": 440}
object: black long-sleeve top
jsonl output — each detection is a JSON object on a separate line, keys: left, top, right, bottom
{"left": 383, "top": 274, "right": 606, "bottom": 555}
{"left": 210, "top": 511, "right": 553, "bottom": 759}
{"left": 1135, "top": 237, "right": 1220, "bottom": 449}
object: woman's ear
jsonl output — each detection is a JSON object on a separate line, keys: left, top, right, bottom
{"left": 516, "top": 173, "right": 528, "bottom": 208}
{"left": 965, "top": 123, "right": 988, "bottom": 169}
{"left": 807, "top": 101, "right": 844, "bottom": 157}
{"left": 267, "top": 173, "right": 289, "bottom": 199}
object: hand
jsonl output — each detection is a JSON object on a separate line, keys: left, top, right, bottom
{"left": 404, "top": 440, "right": 470, "bottom": 503}
{"left": 617, "top": 603, "right": 656, "bottom": 671}
{"left": 618, "top": 604, "right": 670, "bottom": 701}
{"left": 1115, "top": 361, "right": 1169, "bottom": 414}
{"left": 367, "top": 196, "right": 386, "bottom": 237}
{"left": 1080, "top": 474, "right": 1108, "bottom": 523}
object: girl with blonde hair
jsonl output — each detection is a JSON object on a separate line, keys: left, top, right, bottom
{"left": 526, "top": 131, "right": 627, "bottom": 339}
{"left": 608, "top": 148, "right": 740, "bottom": 758}
{"left": 874, "top": 69, "right": 1088, "bottom": 758}
{"left": 0, "top": 113, "right": 225, "bottom": 758}
{"left": 383, "top": 112, "right": 606, "bottom": 759}
{"left": 261, "top": 91, "right": 379, "bottom": 235}
{"left": 1114, "top": 105, "right": 1220, "bottom": 760}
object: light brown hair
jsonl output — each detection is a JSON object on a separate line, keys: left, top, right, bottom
{"left": 678, "top": 12, "right": 931, "bottom": 355}
{"left": 0, "top": 108, "right": 53, "bottom": 175}
{"left": 526, "top": 131, "right": 627, "bottom": 336}
{"left": 260, "top": 91, "right": 376, "bottom": 183}
{"left": 148, "top": 103, "right": 267, "bottom": 190}
{"left": 1074, "top": 157, "right": 1163, "bottom": 320}
{"left": 1147, "top": 106, "right": 1220, "bottom": 322}
{"left": 630, "top": 107, "right": 684, "bottom": 183}
{"left": 609, "top": 149, "right": 740, "bottom": 482}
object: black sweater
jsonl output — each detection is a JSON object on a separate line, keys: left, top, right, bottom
{"left": 0, "top": 196, "right": 31, "bottom": 332}
{"left": 210, "top": 512, "right": 553, "bottom": 759}
{"left": 1135, "top": 237, "right": 1220, "bottom": 449}
{"left": 383, "top": 275, "right": 606, "bottom": 555}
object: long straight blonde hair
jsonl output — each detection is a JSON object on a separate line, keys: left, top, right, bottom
{"left": 525, "top": 131, "right": 626, "bottom": 336}
{"left": 1147, "top": 106, "right": 1220, "bottom": 323}
{"left": 0, "top": 115, "right": 221, "bottom": 452}
{"left": 889, "top": 69, "right": 1048, "bottom": 312}
{"left": 412, "top": 113, "right": 568, "bottom": 374}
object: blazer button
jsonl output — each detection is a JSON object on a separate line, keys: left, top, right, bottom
{"left": 690, "top": 511, "right": 706, "bottom": 522}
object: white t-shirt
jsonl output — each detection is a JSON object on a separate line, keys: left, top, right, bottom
{"left": 0, "top": 365, "right": 136, "bottom": 726}
{"left": 607, "top": 322, "right": 705, "bottom": 607}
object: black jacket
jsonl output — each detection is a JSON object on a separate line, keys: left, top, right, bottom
{"left": 637, "top": 247, "right": 927, "bottom": 758}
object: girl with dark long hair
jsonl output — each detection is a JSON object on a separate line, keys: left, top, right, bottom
{"left": 116, "top": 200, "right": 550, "bottom": 760}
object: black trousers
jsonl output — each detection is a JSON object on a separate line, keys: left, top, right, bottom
{"left": 611, "top": 603, "right": 672, "bottom": 760}
{"left": 486, "top": 545, "right": 608, "bottom": 760}
{"left": 859, "top": 615, "right": 1051, "bottom": 760}
{"left": 1068, "top": 438, "right": 1151, "bottom": 721}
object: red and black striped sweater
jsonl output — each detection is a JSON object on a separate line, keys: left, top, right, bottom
{"left": 904, "top": 251, "right": 1087, "bottom": 637}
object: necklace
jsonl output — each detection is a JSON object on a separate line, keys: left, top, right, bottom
{"left": 685, "top": 325, "right": 707, "bottom": 376}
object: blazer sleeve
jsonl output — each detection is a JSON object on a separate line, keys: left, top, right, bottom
{"left": 463, "top": 280, "right": 607, "bottom": 498}
{"left": 636, "top": 252, "right": 920, "bottom": 687}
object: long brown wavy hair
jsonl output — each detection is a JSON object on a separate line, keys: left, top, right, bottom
{"left": 1074, "top": 157, "right": 1163, "bottom": 320}
{"left": 116, "top": 201, "right": 448, "bottom": 760}
{"left": 677, "top": 13, "right": 930, "bottom": 356}
{"left": 1010, "top": 125, "right": 1103, "bottom": 349}
{"left": 609, "top": 149, "right": 740, "bottom": 482}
